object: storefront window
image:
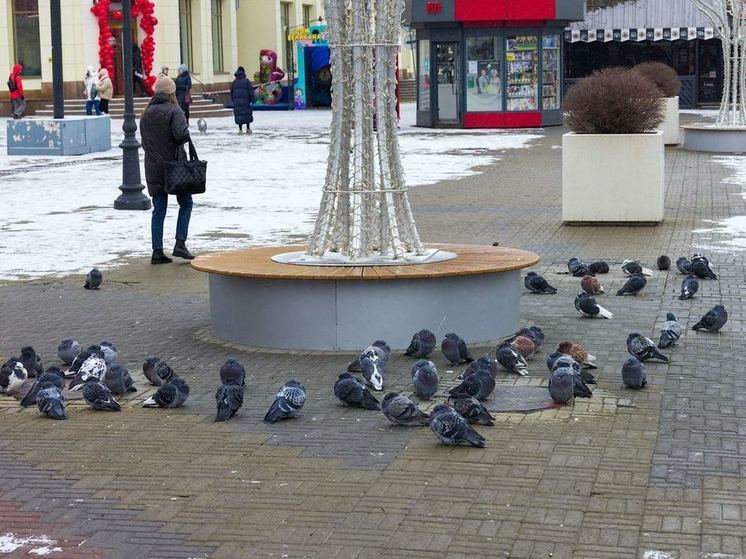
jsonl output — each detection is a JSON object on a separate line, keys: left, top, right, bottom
{"left": 12, "top": 0, "right": 41, "bottom": 77}
{"left": 418, "top": 39, "right": 431, "bottom": 111}
{"left": 465, "top": 36, "right": 502, "bottom": 112}
{"left": 542, "top": 34, "right": 560, "bottom": 110}
{"left": 506, "top": 35, "right": 538, "bottom": 111}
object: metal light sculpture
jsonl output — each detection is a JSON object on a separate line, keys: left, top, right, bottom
{"left": 305, "top": 0, "right": 425, "bottom": 262}
{"left": 691, "top": 0, "right": 746, "bottom": 127}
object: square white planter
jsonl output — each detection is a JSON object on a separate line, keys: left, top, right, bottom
{"left": 562, "top": 131, "right": 664, "bottom": 223}
{"left": 660, "top": 96, "right": 680, "bottom": 145}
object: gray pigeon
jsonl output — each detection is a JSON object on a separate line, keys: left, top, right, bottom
{"left": 546, "top": 352, "right": 596, "bottom": 385}
{"left": 524, "top": 272, "right": 557, "bottom": 294}
{"left": 19, "top": 346, "right": 43, "bottom": 378}
{"left": 441, "top": 333, "right": 473, "bottom": 365}
{"left": 679, "top": 275, "right": 699, "bottom": 300}
{"left": 0, "top": 359, "right": 28, "bottom": 395}
{"left": 99, "top": 341, "right": 118, "bottom": 365}
{"left": 82, "top": 380, "right": 121, "bottom": 411}
{"left": 616, "top": 273, "right": 647, "bottom": 296}
{"left": 155, "top": 360, "right": 176, "bottom": 383}
{"left": 621, "top": 357, "right": 647, "bottom": 389}
{"left": 676, "top": 256, "right": 692, "bottom": 274}
{"left": 429, "top": 404, "right": 485, "bottom": 447}
{"left": 690, "top": 256, "right": 717, "bottom": 280}
{"left": 692, "top": 304, "right": 728, "bottom": 332}
{"left": 411, "top": 359, "right": 439, "bottom": 400}
{"left": 588, "top": 261, "right": 609, "bottom": 274}
{"left": 495, "top": 344, "right": 528, "bottom": 376}
{"left": 334, "top": 373, "right": 380, "bottom": 410}
{"left": 142, "top": 356, "right": 164, "bottom": 386}
{"left": 568, "top": 257, "right": 591, "bottom": 277}
{"left": 404, "top": 329, "right": 437, "bottom": 358}
{"left": 548, "top": 367, "right": 575, "bottom": 405}
{"left": 84, "top": 268, "right": 102, "bottom": 290}
{"left": 622, "top": 260, "right": 654, "bottom": 276}
{"left": 57, "top": 339, "right": 81, "bottom": 365}
{"left": 360, "top": 350, "right": 385, "bottom": 391}
{"left": 68, "top": 354, "right": 108, "bottom": 390}
{"left": 197, "top": 118, "right": 207, "bottom": 134}
{"left": 20, "top": 369, "right": 65, "bottom": 407}
{"left": 143, "top": 377, "right": 190, "bottom": 408}
{"left": 448, "top": 369, "right": 495, "bottom": 400}
{"left": 449, "top": 395, "right": 495, "bottom": 426}
{"left": 220, "top": 359, "right": 246, "bottom": 385}
{"left": 574, "top": 292, "right": 613, "bottom": 319}
{"left": 659, "top": 313, "right": 682, "bottom": 348}
{"left": 215, "top": 384, "right": 244, "bottom": 422}
{"left": 263, "top": 380, "right": 305, "bottom": 423}
{"left": 105, "top": 364, "right": 136, "bottom": 395}
{"left": 37, "top": 385, "right": 66, "bottom": 420}
{"left": 657, "top": 255, "right": 671, "bottom": 270}
{"left": 381, "top": 392, "right": 430, "bottom": 426}
{"left": 627, "top": 333, "right": 669, "bottom": 363}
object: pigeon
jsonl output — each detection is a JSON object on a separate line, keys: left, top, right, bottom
{"left": 568, "top": 257, "right": 592, "bottom": 277}
{"left": 20, "top": 369, "right": 65, "bottom": 407}
{"left": 550, "top": 366, "right": 592, "bottom": 404}
{"left": 57, "top": 339, "right": 81, "bottom": 365}
{"left": 495, "top": 344, "right": 528, "bottom": 376}
{"left": 68, "top": 354, "right": 108, "bottom": 390}
{"left": 616, "top": 273, "right": 647, "bottom": 296}
{"left": 510, "top": 326, "right": 545, "bottom": 353}
{"left": 441, "top": 333, "right": 473, "bottom": 365}
{"left": 449, "top": 395, "right": 495, "bottom": 426}
{"left": 411, "top": 359, "right": 439, "bottom": 400}
{"left": 333, "top": 373, "right": 380, "bottom": 410}
{"left": 627, "top": 333, "right": 669, "bottom": 363}
{"left": 381, "top": 392, "right": 430, "bottom": 426}
{"left": 589, "top": 261, "right": 609, "bottom": 275}
{"left": 622, "top": 260, "right": 653, "bottom": 276}
{"left": 574, "top": 292, "right": 613, "bottom": 319}
{"left": 448, "top": 369, "right": 495, "bottom": 400}
{"left": 142, "top": 357, "right": 164, "bottom": 386}
{"left": 546, "top": 352, "right": 596, "bottom": 385}
{"left": 679, "top": 275, "right": 699, "bottom": 300}
{"left": 692, "top": 304, "right": 728, "bottom": 333}
{"left": 0, "top": 359, "right": 28, "bottom": 395}
{"left": 105, "top": 364, "right": 137, "bottom": 395}
{"left": 621, "top": 357, "right": 647, "bottom": 389}
{"left": 658, "top": 312, "right": 683, "bottom": 349}
{"left": 676, "top": 257, "right": 692, "bottom": 274}
{"left": 66, "top": 346, "right": 105, "bottom": 378}
{"left": 657, "top": 255, "right": 671, "bottom": 270}
{"left": 360, "top": 351, "right": 386, "bottom": 391}
{"left": 143, "top": 377, "right": 190, "bottom": 408}
{"left": 511, "top": 336, "right": 536, "bottom": 360}
{"left": 155, "top": 360, "right": 176, "bottom": 384}
{"left": 524, "top": 272, "right": 557, "bottom": 294}
{"left": 263, "top": 380, "right": 305, "bottom": 423}
{"left": 19, "top": 346, "right": 43, "bottom": 378}
{"left": 37, "top": 385, "right": 66, "bottom": 420}
{"left": 557, "top": 341, "right": 597, "bottom": 369}
{"left": 581, "top": 275, "right": 605, "bottom": 295}
{"left": 84, "top": 268, "right": 102, "bottom": 290}
{"left": 429, "top": 404, "right": 485, "bottom": 448}
{"left": 197, "top": 118, "right": 207, "bottom": 134}
{"left": 99, "top": 341, "right": 118, "bottom": 365}
{"left": 215, "top": 384, "right": 244, "bottom": 422}
{"left": 460, "top": 357, "right": 499, "bottom": 380}
{"left": 404, "top": 329, "right": 436, "bottom": 358}
{"left": 690, "top": 256, "right": 717, "bottom": 280}
{"left": 82, "top": 380, "right": 121, "bottom": 411}
{"left": 348, "top": 341, "right": 390, "bottom": 372}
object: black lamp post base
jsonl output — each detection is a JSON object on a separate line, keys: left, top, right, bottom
{"left": 114, "top": 187, "right": 152, "bottom": 210}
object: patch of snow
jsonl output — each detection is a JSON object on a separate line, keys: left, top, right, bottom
{"left": 0, "top": 534, "right": 57, "bottom": 553}
{"left": 29, "top": 546, "right": 64, "bottom": 555}
{"left": 693, "top": 155, "right": 746, "bottom": 250}
{"left": 0, "top": 103, "right": 540, "bottom": 279}
{"left": 641, "top": 552, "right": 673, "bottom": 559}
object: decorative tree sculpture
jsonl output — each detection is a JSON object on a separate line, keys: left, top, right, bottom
{"left": 305, "top": 0, "right": 425, "bottom": 261}
{"left": 691, "top": 0, "right": 746, "bottom": 127}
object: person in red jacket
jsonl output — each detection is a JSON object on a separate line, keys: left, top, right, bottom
{"left": 8, "top": 64, "right": 25, "bottom": 119}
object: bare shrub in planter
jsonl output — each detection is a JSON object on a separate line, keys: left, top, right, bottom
{"left": 564, "top": 67, "right": 664, "bottom": 134}
{"left": 633, "top": 62, "right": 681, "bottom": 97}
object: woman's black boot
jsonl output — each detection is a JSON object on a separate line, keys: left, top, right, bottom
{"left": 151, "top": 249, "right": 173, "bottom": 264}
{"left": 172, "top": 240, "right": 194, "bottom": 260}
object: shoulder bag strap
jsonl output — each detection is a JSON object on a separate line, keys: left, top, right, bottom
{"left": 187, "top": 137, "right": 198, "bottom": 161}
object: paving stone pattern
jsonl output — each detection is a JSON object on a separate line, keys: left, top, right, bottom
{"left": 1, "top": 123, "right": 745, "bottom": 557}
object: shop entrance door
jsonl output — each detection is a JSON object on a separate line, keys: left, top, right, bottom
{"left": 434, "top": 42, "right": 460, "bottom": 124}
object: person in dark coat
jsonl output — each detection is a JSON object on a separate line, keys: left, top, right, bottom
{"left": 132, "top": 44, "right": 146, "bottom": 96}
{"left": 174, "top": 64, "right": 192, "bottom": 125}
{"left": 139, "top": 75, "right": 195, "bottom": 264}
{"left": 230, "top": 66, "right": 255, "bottom": 134}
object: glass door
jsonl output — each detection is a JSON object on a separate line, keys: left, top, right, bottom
{"left": 434, "top": 42, "right": 460, "bottom": 123}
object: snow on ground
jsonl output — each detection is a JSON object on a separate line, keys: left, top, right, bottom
{"left": 0, "top": 534, "right": 61, "bottom": 554}
{"left": 693, "top": 155, "right": 746, "bottom": 251}
{"left": 0, "top": 103, "right": 540, "bottom": 280}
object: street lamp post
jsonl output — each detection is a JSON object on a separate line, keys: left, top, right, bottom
{"left": 50, "top": 0, "right": 63, "bottom": 119}
{"left": 114, "top": 0, "right": 151, "bottom": 210}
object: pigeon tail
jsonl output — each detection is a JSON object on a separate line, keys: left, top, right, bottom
{"left": 68, "top": 382, "right": 85, "bottom": 391}
{"left": 20, "top": 384, "right": 40, "bottom": 408}
{"left": 97, "top": 399, "right": 122, "bottom": 412}
{"left": 596, "top": 305, "right": 613, "bottom": 319}
{"left": 579, "top": 370, "right": 597, "bottom": 385}
{"left": 216, "top": 404, "right": 238, "bottom": 422}
{"left": 142, "top": 396, "right": 158, "bottom": 407}
{"left": 692, "top": 321, "right": 705, "bottom": 331}
{"left": 573, "top": 379, "right": 593, "bottom": 398}
{"left": 652, "top": 349, "right": 670, "bottom": 362}
{"left": 361, "top": 393, "right": 381, "bottom": 411}
{"left": 474, "top": 411, "right": 495, "bottom": 426}
{"left": 263, "top": 399, "right": 286, "bottom": 423}
{"left": 659, "top": 333, "right": 676, "bottom": 349}
{"left": 463, "top": 429, "right": 486, "bottom": 448}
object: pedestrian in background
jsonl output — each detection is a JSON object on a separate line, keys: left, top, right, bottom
{"left": 160, "top": 65, "right": 169, "bottom": 77}
{"left": 175, "top": 64, "right": 192, "bottom": 125}
{"left": 133, "top": 44, "right": 146, "bottom": 96}
{"left": 84, "top": 66, "right": 101, "bottom": 115}
{"left": 97, "top": 68, "right": 113, "bottom": 114}
{"left": 139, "top": 74, "right": 195, "bottom": 264}
{"left": 7, "top": 63, "right": 25, "bottom": 119}
{"left": 230, "top": 66, "right": 255, "bottom": 135}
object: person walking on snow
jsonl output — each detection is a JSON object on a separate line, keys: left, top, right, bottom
{"left": 230, "top": 66, "right": 255, "bottom": 134}
{"left": 8, "top": 63, "right": 25, "bottom": 119}
{"left": 84, "top": 66, "right": 101, "bottom": 115}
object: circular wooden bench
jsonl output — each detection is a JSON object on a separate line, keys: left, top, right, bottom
{"left": 192, "top": 243, "right": 539, "bottom": 351}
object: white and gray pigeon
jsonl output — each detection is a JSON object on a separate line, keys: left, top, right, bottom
{"left": 84, "top": 268, "right": 102, "bottom": 290}
{"left": 679, "top": 275, "right": 699, "bottom": 300}
{"left": 263, "top": 380, "right": 305, "bottom": 423}
{"left": 0, "top": 359, "right": 28, "bottom": 395}
{"left": 105, "top": 364, "right": 136, "bottom": 395}
{"left": 690, "top": 255, "right": 717, "bottom": 280}
{"left": 621, "top": 357, "right": 647, "bottom": 389}
{"left": 37, "top": 385, "right": 66, "bottom": 420}
{"left": 622, "top": 259, "right": 654, "bottom": 276}
{"left": 627, "top": 333, "right": 669, "bottom": 363}
{"left": 68, "top": 354, "right": 108, "bottom": 390}
{"left": 411, "top": 359, "right": 439, "bottom": 400}
{"left": 692, "top": 304, "right": 728, "bottom": 332}
{"left": 142, "top": 356, "right": 164, "bottom": 386}
{"left": 524, "top": 271, "right": 557, "bottom": 294}
{"left": 568, "top": 257, "right": 591, "bottom": 277}
{"left": 82, "top": 380, "right": 121, "bottom": 411}
{"left": 20, "top": 369, "right": 65, "bottom": 407}
{"left": 449, "top": 395, "right": 495, "bottom": 426}
{"left": 99, "top": 341, "right": 118, "bottom": 365}
{"left": 574, "top": 292, "right": 613, "bottom": 319}
{"left": 19, "top": 346, "right": 43, "bottom": 378}
{"left": 659, "top": 313, "right": 682, "bottom": 349}
{"left": 360, "top": 350, "right": 386, "bottom": 391}
{"left": 143, "top": 377, "right": 190, "bottom": 408}
{"left": 441, "top": 333, "right": 473, "bottom": 365}
{"left": 429, "top": 404, "right": 485, "bottom": 447}
{"left": 348, "top": 341, "right": 391, "bottom": 372}
{"left": 57, "top": 339, "right": 81, "bottom": 365}
{"left": 334, "top": 373, "right": 380, "bottom": 410}
{"left": 381, "top": 392, "right": 430, "bottom": 426}
{"left": 66, "top": 345, "right": 105, "bottom": 378}
{"left": 404, "top": 329, "right": 436, "bottom": 358}
{"left": 548, "top": 367, "right": 575, "bottom": 405}
{"left": 495, "top": 344, "right": 528, "bottom": 376}
{"left": 616, "top": 273, "right": 647, "bottom": 296}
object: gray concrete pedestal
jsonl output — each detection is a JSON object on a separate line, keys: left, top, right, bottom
{"left": 6, "top": 116, "right": 111, "bottom": 156}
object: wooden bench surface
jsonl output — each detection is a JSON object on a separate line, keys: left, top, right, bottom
{"left": 191, "top": 243, "right": 540, "bottom": 281}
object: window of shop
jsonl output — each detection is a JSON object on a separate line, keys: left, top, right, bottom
{"left": 541, "top": 34, "right": 560, "bottom": 110}
{"left": 303, "top": 4, "right": 312, "bottom": 28}
{"left": 179, "top": 0, "right": 194, "bottom": 71}
{"left": 505, "top": 34, "right": 538, "bottom": 111}
{"left": 211, "top": 0, "right": 224, "bottom": 72}
{"left": 465, "top": 36, "right": 502, "bottom": 112}
{"left": 281, "top": 2, "right": 293, "bottom": 73}
{"left": 418, "top": 39, "right": 431, "bottom": 111}
{"left": 12, "top": 0, "right": 41, "bottom": 77}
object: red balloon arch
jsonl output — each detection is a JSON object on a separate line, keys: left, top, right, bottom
{"left": 90, "top": 0, "right": 159, "bottom": 95}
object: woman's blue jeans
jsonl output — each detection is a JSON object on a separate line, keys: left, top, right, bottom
{"left": 85, "top": 100, "right": 101, "bottom": 115}
{"left": 151, "top": 193, "right": 193, "bottom": 250}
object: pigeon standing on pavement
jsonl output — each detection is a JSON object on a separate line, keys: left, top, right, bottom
{"left": 360, "top": 349, "right": 386, "bottom": 391}
{"left": 676, "top": 257, "right": 692, "bottom": 274}
{"left": 622, "top": 260, "right": 654, "bottom": 276}
{"left": 381, "top": 392, "right": 429, "bottom": 426}
{"left": 441, "top": 333, "right": 473, "bottom": 365}
{"left": 546, "top": 352, "right": 596, "bottom": 385}
{"left": 495, "top": 344, "right": 528, "bottom": 376}
{"left": 589, "top": 261, "right": 610, "bottom": 275}
{"left": 57, "top": 339, "right": 81, "bottom": 365}
{"left": 448, "top": 369, "right": 495, "bottom": 400}
{"left": 142, "top": 357, "right": 164, "bottom": 386}
{"left": 510, "top": 335, "right": 536, "bottom": 360}
{"left": 659, "top": 313, "right": 683, "bottom": 349}
{"left": 66, "top": 346, "right": 105, "bottom": 378}
{"left": 690, "top": 256, "right": 717, "bottom": 280}
{"left": 679, "top": 275, "right": 699, "bottom": 300}
{"left": 197, "top": 118, "right": 208, "bottom": 134}
{"left": 37, "top": 385, "right": 66, "bottom": 420}
{"left": 581, "top": 275, "right": 605, "bottom": 295}
{"left": 20, "top": 369, "right": 65, "bottom": 407}
{"left": 627, "top": 333, "right": 669, "bottom": 363}
{"left": 82, "top": 380, "right": 121, "bottom": 411}
{"left": 215, "top": 359, "right": 247, "bottom": 421}
{"left": 692, "top": 305, "right": 728, "bottom": 332}
{"left": 99, "top": 341, "right": 118, "bottom": 365}
{"left": 621, "top": 357, "right": 647, "bottom": 389}
{"left": 429, "top": 404, "right": 486, "bottom": 448}
{"left": 143, "top": 377, "right": 190, "bottom": 408}
{"left": 105, "top": 364, "right": 137, "bottom": 395}
{"left": 449, "top": 395, "right": 495, "bottom": 426}
{"left": 68, "top": 354, "right": 108, "bottom": 390}
{"left": 411, "top": 359, "right": 439, "bottom": 400}
{"left": 524, "top": 272, "right": 557, "bottom": 294}
{"left": 0, "top": 359, "right": 28, "bottom": 395}
{"left": 657, "top": 255, "right": 671, "bottom": 270}
{"left": 510, "top": 326, "right": 545, "bottom": 353}
{"left": 574, "top": 292, "right": 613, "bottom": 319}
{"left": 557, "top": 341, "right": 597, "bottom": 369}
{"left": 568, "top": 257, "right": 592, "bottom": 277}
{"left": 616, "top": 273, "right": 647, "bottom": 296}
{"left": 263, "top": 380, "right": 306, "bottom": 423}
{"left": 19, "top": 346, "right": 43, "bottom": 378}
{"left": 348, "top": 341, "right": 390, "bottom": 372}
{"left": 84, "top": 268, "right": 102, "bottom": 290}
{"left": 334, "top": 373, "right": 380, "bottom": 410}
{"left": 549, "top": 366, "right": 591, "bottom": 404}
{"left": 404, "top": 329, "right": 437, "bottom": 358}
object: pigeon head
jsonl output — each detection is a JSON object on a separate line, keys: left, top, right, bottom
{"left": 626, "top": 333, "right": 640, "bottom": 344}
{"left": 100, "top": 341, "right": 117, "bottom": 351}
{"left": 444, "top": 332, "right": 459, "bottom": 340}
{"left": 220, "top": 359, "right": 246, "bottom": 384}
{"left": 431, "top": 404, "right": 451, "bottom": 416}
{"left": 337, "top": 372, "right": 354, "bottom": 381}
{"left": 20, "top": 346, "right": 36, "bottom": 358}
{"left": 666, "top": 312, "right": 677, "bottom": 321}
{"left": 143, "top": 356, "right": 160, "bottom": 369}
{"left": 526, "top": 271, "right": 538, "bottom": 277}
{"left": 382, "top": 392, "right": 399, "bottom": 405}
{"left": 44, "top": 366, "right": 65, "bottom": 379}
{"left": 557, "top": 341, "right": 573, "bottom": 354}
{"left": 624, "top": 356, "right": 642, "bottom": 368}
{"left": 285, "top": 379, "right": 303, "bottom": 390}
{"left": 714, "top": 304, "right": 725, "bottom": 311}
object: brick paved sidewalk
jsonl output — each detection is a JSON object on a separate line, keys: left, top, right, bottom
{"left": 1, "top": 120, "right": 745, "bottom": 558}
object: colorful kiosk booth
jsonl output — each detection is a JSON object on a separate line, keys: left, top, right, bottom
{"left": 406, "top": 0, "right": 584, "bottom": 128}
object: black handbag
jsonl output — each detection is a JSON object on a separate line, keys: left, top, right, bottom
{"left": 164, "top": 138, "right": 207, "bottom": 195}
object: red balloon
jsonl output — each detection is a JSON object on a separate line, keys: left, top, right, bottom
{"left": 112, "top": 10, "right": 122, "bottom": 21}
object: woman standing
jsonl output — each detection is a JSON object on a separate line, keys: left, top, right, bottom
{"left": 7, "top": 63, "right": 25, "bottom": 119}
{"left": 230, "top": 66, "right": 255, "bottom": 134}
{"left": 174, "top": 64, "right": 192, "bottom": 125}
{"left": 84, "top": 66, "right": 101, "bottom": 115}
{"left": 97, "top": 68, "right": 113, "bottom": 114}
{"left": 139, "top": 74, "right": 195, "bottom": 264}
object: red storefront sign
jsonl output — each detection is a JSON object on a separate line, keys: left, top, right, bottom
{"left": 454, "top": 0, "right": 556, "bottom": 21}
{"left": 425, "top": 1, "right": 443, "bottom": 15}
